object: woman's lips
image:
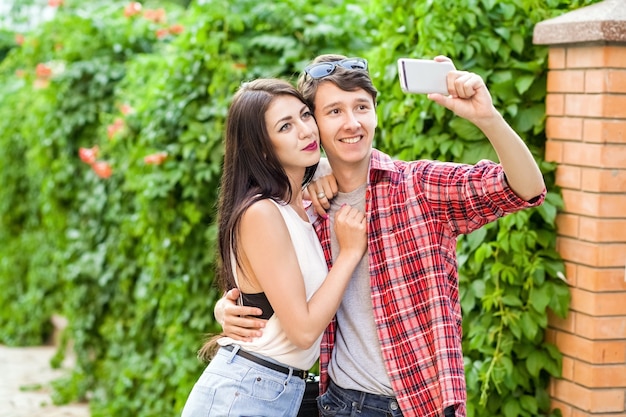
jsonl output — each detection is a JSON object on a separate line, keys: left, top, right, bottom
{"left": 303, "top": 142, "right": 318, "bottom": 151}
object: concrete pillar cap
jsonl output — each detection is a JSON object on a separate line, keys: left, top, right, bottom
{"left": 533, "top": 0, "right": 626, "bottom": 45}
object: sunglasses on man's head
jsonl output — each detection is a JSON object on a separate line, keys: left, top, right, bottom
{"left": 304, "top": 58, "right": 368, "bottom": 79}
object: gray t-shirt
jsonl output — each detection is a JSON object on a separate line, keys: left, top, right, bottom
{"left": 327, "top": 183, "right": 394, "bottom": 395}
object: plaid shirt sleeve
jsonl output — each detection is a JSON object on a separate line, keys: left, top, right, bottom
{"left": 417, "top": 158, "right": 546, "bottom": 236}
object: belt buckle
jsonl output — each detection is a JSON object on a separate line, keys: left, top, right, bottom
{"left": 299, "top": 370, "right": 309, "bottom": 379}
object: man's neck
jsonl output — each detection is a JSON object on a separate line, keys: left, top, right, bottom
{"left": 330, "top": 159, "right": 370, "bottom": 193}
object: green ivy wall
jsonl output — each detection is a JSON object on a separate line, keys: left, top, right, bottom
{"left": 0, "top": 0, "right": 601, "bottom": 416}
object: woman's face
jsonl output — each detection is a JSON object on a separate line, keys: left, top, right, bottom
{"left": 264, "top": 95, "right": 320, "bottom": 176}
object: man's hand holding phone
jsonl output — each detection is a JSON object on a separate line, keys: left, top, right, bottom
{"left": 399, "top": 56, "right": 496, "bottom": 125}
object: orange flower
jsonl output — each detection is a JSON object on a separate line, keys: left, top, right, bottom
{"left": 78, "top": 146, "right": 99, "bottom": 165}
{"left": 124, "top": 2, "right": 142, "bottom": 17}
{"left": 232, "top": 62, "right": 247, "bottom": 70}
{"left": 107, "top": 118, "right": 125, "bottom": 139}
{"left": 168, "top": 24, "right": 184, "bottom": 35}
{"left": 91, "top": 161, "right": 113, "bottom": 179}
{"left": 35, "top": 63, "right": 52, "bottom": 79}
{"left": 155, "top": 28, "right": 169, "bottom": 40}
{"left": 144, "top": 8, "right": 166, "bottom": 23}
{"left": 143, "top": 152, "right": 168, "bottom": 165}
{"left": 48, "top": 0, "right": 64, "bottom": 6}
{"left": 15, "top": 34, "right": 25, "bottom": 46}
{"left": 119, "top": 104, "right": 134, "bottom": 115}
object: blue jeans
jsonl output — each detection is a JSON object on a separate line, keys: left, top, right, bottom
{"left": 317, "top": 380, "right": 404, "bottom": 417}
{"left": 181, "top": 345, "right": 306, "bottom": 417}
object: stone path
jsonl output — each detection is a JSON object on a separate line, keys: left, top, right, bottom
{"left": 0, "top": 344, "right": 90, "bottom": 417}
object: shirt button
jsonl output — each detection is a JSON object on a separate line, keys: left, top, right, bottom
{"left": 390, "top": 400, "right": 399, "bottom": 410}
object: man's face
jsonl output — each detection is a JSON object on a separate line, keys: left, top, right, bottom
{"left": 312, "top": 82, "right": 377, "bottom": 170}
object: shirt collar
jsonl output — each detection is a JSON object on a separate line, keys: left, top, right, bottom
{"left": 368, "top": 149, "right": 401, "bottom": 185}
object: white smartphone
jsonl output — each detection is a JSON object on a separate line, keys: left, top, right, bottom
{"left": 397, "top": 58, "right": 456, "bottom": 95}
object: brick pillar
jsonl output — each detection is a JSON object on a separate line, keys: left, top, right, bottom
{"left": 533, "top": 1, "right": 626, "bottom": 416}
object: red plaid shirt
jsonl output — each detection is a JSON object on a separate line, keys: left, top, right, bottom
{"left": 313, "top": 149, "right": 545, "bottom": 417}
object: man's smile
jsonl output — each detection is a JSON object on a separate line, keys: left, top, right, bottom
{"left": 339, "top": 136, "right": 362, "bottom": 144}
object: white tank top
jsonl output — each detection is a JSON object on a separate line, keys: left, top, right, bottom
{"left": 218, "top": 199, "right": 328, "bottom": 370}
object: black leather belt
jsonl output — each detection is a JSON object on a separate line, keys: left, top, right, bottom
{"left": 222, "top": 344, "right": 309, "bottom": 379}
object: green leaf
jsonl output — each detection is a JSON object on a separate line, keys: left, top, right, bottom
{"left": 449, "top": 117, "right": 484, "bottom": 141}
{"left": 520, "top": 311, "right": 539, "bottom": 340}
{"left": 514, "top": 75, "right": 535, "bottom": 95}
{"left": 481, "top": 0, "right": 497, "bottom": 10}
{"left": 509, "top": 231, "right": 526, "bottom": 252}
{"left": 491, "top": 69, "right": 513, "bottom": 84}
{"left": 526, "top": 350, "right": 547, "bottom": 377}
{"left": 545, "top": 190, "right": 564, "bottom": 209}
{"left": 502, "top": 294, "right": 523, "bottom": 307}
{"left": 466, "top": 227, "right": 488, "bottom": 252}
{"left": 503, "top": 398, "right": 521, "bottom": 417}
{"left": 530, "top": 285, "right": 551, "bottom": 313}
{"left": 484, "top": 37, "right": 501, "bottom": 53}
{"left": 535, "top": 202, "right": 557, "bottom": 226}
{"left": 474, "top": 244, "right": 488, "bottom": 265}
{"left": 520, "top": 395, "right": 538, "bottom": 414}
{"left": 509, "top": 317, "right": 522, "bottom": 339}
{"left": 515, "top": 104, "right": 545, "bottom": 133}
{"left": 510, "top": 33, "right": 525, "bottom": 54}
{"left": 472, "top": 279, "right": 486, "bottom": 299}
{"left": 532, "top": 267, "right": 546, "bottom": 286}
{"left": 550, "top": 283, "right": 571, "bottom": 318}
{"left": 461, "top": 285, "right": 477, "bottom": 312}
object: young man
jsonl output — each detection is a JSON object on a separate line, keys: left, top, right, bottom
{"left": 214, "top": 55, "right": 545, "bottom": 417}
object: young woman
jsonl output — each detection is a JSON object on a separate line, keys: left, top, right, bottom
{"left": 181, "top": 79, "right": 367, "bottom": 417}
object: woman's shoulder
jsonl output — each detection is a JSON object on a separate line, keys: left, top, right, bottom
{"left": 242, "top": 198, "right": 285, "bottom": 225}
{"left": 239, "top": 198, "right": 291, "bottom": 247}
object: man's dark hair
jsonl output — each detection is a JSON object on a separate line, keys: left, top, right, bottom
{"left": 297, "top": 54, "right": 378, "bottom": 111}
